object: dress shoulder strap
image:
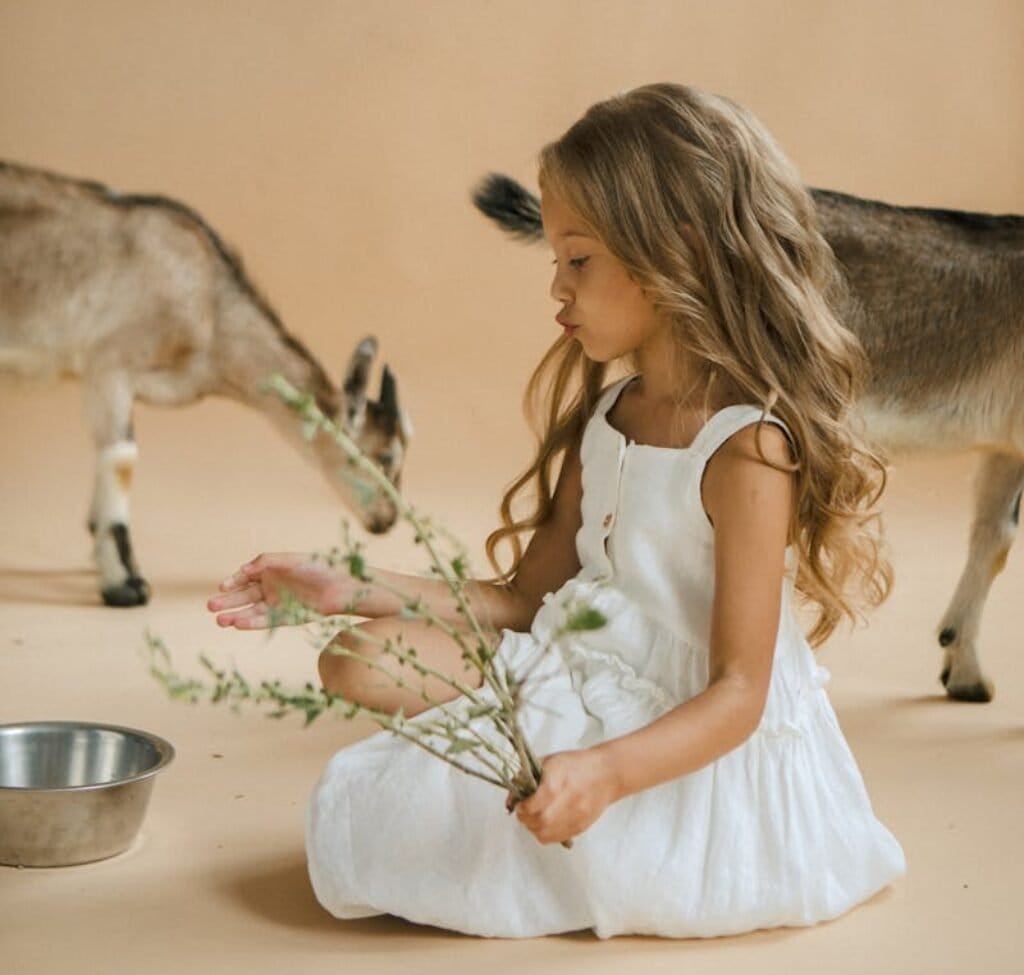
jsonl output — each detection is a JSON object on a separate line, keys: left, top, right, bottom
{"left": 689, "top": 404, "right": 794, "bottom": 463}
{"left": 593, "top": 375, "right": 634, "bottom": 419}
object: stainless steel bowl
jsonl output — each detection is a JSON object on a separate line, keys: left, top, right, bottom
{"left": 0, "top": 721, "right": 174, "bottom": 867}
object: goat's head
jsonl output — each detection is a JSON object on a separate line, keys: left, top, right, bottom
{"left": 326, "top": 336, "right": 412, "bottom": 534}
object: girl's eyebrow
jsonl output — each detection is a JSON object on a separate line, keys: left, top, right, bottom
{"left": 542, "top": 227, "right": 597, "bottom": 245}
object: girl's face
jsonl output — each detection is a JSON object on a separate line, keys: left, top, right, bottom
{"left": 541, "top": 190, "right": 667, "bottom": 363}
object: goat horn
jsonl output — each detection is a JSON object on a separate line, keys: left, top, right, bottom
{"left": 379, "top": 365, "right": 398, "bottom": 415}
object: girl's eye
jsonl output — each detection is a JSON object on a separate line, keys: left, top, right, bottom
{"left": 551, "top": 257, "right": 589, "bottom": 270}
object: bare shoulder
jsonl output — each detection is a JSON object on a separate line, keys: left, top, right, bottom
{"left": 702, "top": 421, "right": 796, "bottom": 529}
{"left": 715, "top": 420, "right": 795, "bottom": 467}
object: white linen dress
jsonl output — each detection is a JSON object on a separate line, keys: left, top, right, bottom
{"left": 306, "top": 374, "right": 906, "bottom": 939}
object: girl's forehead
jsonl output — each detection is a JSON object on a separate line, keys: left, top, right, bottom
{"left": 540, "top": 191, "right": 597, "bottom": 242}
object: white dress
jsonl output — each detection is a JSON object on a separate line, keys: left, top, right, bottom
{"left": 306, "top": 375, "right": 906, "bottom": 939}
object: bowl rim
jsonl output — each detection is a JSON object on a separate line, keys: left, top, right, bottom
{"left": 0, "top": 720, "right": 175, "bottom": 793}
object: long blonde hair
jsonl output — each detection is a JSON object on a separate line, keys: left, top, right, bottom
{"left": 485, "top": 83, "right": 891, "bottom": 645}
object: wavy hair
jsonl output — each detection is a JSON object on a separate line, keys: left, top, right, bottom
{"left": 485, "top": 83, "right": 891, "bottom": 645}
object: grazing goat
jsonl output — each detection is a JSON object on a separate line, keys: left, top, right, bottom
{"left": 0, "top": 160, "right": 411, "bottom": 607}
{"left": 474, "top": 173, "right": 1024, "bottom": 704}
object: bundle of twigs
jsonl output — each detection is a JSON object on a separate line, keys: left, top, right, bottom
{"left": 147, "top": 374, "right": 605, "bottom": 828}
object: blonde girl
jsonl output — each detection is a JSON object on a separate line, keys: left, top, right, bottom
{"left": 209, "top": 83, "right": 905, "bottom": 939}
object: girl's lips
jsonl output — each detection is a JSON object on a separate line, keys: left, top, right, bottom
{"left": 562, "top": 324, "right": 579, "bottom": 337}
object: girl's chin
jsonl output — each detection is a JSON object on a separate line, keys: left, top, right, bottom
{"left": 578, "top": 341, "right": 617, "bottom": 364}
{"left": 568, "top": 332, "right": 622, "bottom": 364}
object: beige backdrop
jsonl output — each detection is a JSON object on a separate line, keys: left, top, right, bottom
{"left": 2, "top": 0, "right": 1022, "bottom": 524}
{"left": 1, "top": 3, "right": 1022, "bottom": 974}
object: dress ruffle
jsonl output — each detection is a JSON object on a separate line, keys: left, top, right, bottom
{"left": 522, "top": 576, "right": 834, "bottom": 743}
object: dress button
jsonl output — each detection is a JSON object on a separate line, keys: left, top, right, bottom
{"left": 602, "top": 513, "right": 613, "bottom": 529}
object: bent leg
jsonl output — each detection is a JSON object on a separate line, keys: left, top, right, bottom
{"left": 318, "top": 617, "right": 497, "bottom": 717}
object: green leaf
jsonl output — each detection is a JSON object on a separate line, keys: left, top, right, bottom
{"left": 399, "top": 601, "right": 422, "bottom": 621}
{"left": 465, "top": 703, "right": 496, "bottom": 719}
{"left": 346, "top": 552, "right": 368, "bottom": 580}
{"left": 355, "top": 481, "right": 376, "bottom": 508}
{"left": 564, "top": 607, "right": 607, "bottom": 632}
{"left": 446, "top": 737, "right": 476, "bottom": 754}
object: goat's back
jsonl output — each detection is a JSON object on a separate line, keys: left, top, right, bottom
{"left": 0, "top": 161, "right": 220, "bottom": 377}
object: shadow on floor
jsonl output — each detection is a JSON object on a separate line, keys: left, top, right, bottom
{"left": 222, "top": 853, "right": 461, "bottom": 942}
{"left": 0, "top": 565, "right": 100, "bottom": 606}
{"left": 219, "top": 851, "right": 830, "bottom": 949}
{"left": 221, "top": 852, "right": 612, "bottom": 946}
{"left": 836, "top": 690, "right": 1022, "bottom": 748}
{"left": 224, "top": 853, "right": 356, "bottom": 932}
{"left": 0, "top": 565, "right": 220, "bottom": 607}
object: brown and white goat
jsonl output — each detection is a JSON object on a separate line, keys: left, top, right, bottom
{"left": 0, "top": 160, "right": 411, "bottom": 607}
{"left": 474, "top": 173, "right": 1024, "bottom": 704}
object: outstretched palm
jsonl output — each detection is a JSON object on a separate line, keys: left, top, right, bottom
{"left": 208, "top": 553, "right": 351, "bottom": 629}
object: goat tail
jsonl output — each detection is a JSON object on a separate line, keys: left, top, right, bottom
{"left": 471, "top": 173, "right": 544, "bottom": 241}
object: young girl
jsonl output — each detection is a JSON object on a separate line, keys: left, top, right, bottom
{"left": 208, "top": 83, "right": 905, "bottom": 939}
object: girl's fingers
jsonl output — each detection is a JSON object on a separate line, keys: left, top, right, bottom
{"left": 219, "top": 554, "right": 295, "bottom": 591}
{"left": 221, "top": 558, "right": 271, "bottom": 588}
{"left": 520, "top": 809, "right": 575, "bottom": 846}
{"left": 207, "top": 584, "right": 261, "bottom": 612}
{"left": 517, "top": 784, "right": 552, "bottom": 817}
{"left": 215, "top": 608, "right": 270, "bottom": 630}
{"left": 516, "top": 799, "right": 548, "bottom": 828}
{"left": 214, "top": 608, "right": 247, "bottom": 627}
{"left": 219, "top": 569, "right": 252, "bottom": 591}
{"left": 518, "top": 790, "right": 572, "bottom": 833}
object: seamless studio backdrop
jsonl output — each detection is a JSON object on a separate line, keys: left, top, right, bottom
{"left": 1, "top": 3, "right": 1022, "bottom": 974}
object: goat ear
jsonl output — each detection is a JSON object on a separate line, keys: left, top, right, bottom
{"left": 342, "top": 336, "right": 377, "bottom": 424}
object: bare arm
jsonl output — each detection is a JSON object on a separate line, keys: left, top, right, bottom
{"left": 209, "top": 440, "right": 584, "bottom": 633}
{"left": 516, "top": 423, "right": 795, "bottom": 844}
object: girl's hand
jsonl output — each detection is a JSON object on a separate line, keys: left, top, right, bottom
{"left": 513, "top": 749, "right": 621, "bottom": 846}
{"left": 206, "top": 553, "right": 352, "bottom": 629}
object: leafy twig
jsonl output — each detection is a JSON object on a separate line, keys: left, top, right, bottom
{"left": 146, "top": 374, "right": 608, "bottom": 845}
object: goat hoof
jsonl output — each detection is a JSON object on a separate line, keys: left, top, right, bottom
{"left": 101, "top": 576, "right": 151, "bottom": 607}
{"left": 945, "top": 678, "right": 994, "bottom": 704}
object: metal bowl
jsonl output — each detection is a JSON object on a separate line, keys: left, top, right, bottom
{"left": 0, "top": 721, "right": 174, "bottom": 867}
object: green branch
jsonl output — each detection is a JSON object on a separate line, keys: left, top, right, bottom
{"left": 144, "top": 374, "right": 608, "bottom": 845}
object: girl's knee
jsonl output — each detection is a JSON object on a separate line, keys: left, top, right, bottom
{"left": 316, "top": 616, "right": 488, "bottom": 710}
{"left": 317, "top": 644, "right": 344, "bottom": 694}
{"left": 318, "top": 627, "right": 373, "bottom": 697}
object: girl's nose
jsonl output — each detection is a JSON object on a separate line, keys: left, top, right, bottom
{"left": 550, "top": 265, "right": 573, "bottom": 303}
